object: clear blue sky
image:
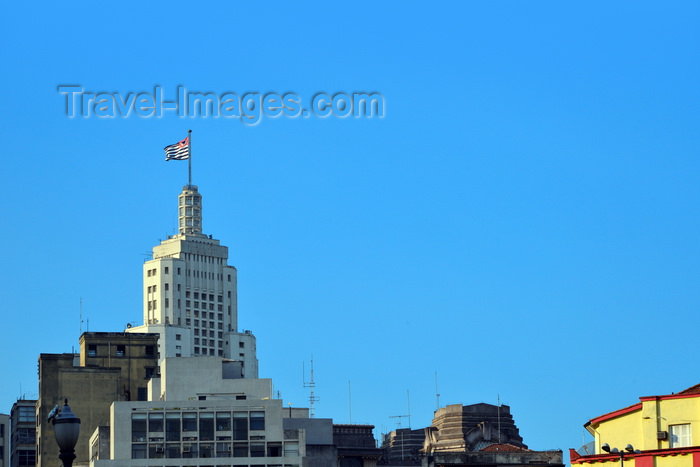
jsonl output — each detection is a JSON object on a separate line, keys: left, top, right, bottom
{"left": 1, "top": 0, "right": 699, "bottom": 458}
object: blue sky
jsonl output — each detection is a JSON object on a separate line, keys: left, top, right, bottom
{"left": 1, "top": 0, "right": 699, "bottom": 457}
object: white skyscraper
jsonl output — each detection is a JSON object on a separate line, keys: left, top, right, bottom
{"left": 129, "top": 184, "right": 258, "bottom": 377}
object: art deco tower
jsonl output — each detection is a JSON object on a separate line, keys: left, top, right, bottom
{"left": 129, "top": 185, "right": 258, "bottom": 377}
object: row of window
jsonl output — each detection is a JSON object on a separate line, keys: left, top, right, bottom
{"left": 132, "top": 411, "right": 265, "bottom": 440}
{"left": 131, "top": 441, "right": 298, "bottom": 459}
{"left": 87, "top": 345, "right": 156, "bottom": 358}
{"left": 146, "top": 266, "right": 231, "bottom": 282}
{"left": 148, "top": 266, "right": 232, "bottom": 283}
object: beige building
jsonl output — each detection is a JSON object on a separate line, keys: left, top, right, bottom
{"left": 36, "top": 332, "right": 159, "bottom": 467}
{"left": 128, "top": 185, "right": 258, "bottom": 377}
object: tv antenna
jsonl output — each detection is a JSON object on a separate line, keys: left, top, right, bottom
{"left": 79, "top": 298, "right": 84, "bottom": 335}
{"left": 303, "top": 356, "right": 320, "bottom": 417}
{"left": 390, "top": 389, "right": 412, "bottom": 429}
{"left": 435, "top": 371, "right": 440, "bottom": 411}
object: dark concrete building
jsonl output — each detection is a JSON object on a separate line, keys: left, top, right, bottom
{"left": 36, "top": 332, "right": 159, "bottom": 467}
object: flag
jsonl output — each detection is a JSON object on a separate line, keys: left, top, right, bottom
{"left": 164, "top": 136, "right": 190, "bottom": 161}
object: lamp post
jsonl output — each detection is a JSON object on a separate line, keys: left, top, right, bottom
{"left": 52, "top": 399, "right": 81, "bottom": 467}
{"left": 601, "top": 443, "right": 640, "bottom": 466}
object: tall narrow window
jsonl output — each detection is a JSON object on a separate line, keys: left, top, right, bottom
{"left": 200, "top": 412, "right": 214, "bottom": 441}
{"left": 233, "top": 412, "right": 248, "bottom": 440}
{"left": 165, "top": 413, "right": 181, "bottom": 442}
{"left": 131, "top": 414, "right": 147, "bottom": 442}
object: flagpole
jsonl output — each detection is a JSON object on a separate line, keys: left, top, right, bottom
{"left": 188, "top": 129, "right": 192, "bottom": 187}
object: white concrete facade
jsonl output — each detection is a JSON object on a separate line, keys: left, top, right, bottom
{"left": 132, "top": 185, "right": 258, "bottom": 376}
{"left": 89, "top": 358, "right": 305, "bottom": 467}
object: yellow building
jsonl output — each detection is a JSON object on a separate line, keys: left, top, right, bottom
{"left": 571, "top": 383, "right": 700, "bottom": 467}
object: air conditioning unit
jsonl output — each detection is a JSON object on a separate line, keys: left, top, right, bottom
{"left": 155, "top": 446, "right": 164, "bottom": 453}
{"left": 183, "top": 445, "right": 191, "bottom": 453}
{"left": 657, "top": 431, "right": 668, "bottom": 440}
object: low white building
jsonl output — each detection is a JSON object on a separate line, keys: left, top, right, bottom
{"left": 89, "top": 357, "right": 304, "bottom": 467}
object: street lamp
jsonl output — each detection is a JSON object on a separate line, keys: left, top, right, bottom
{"left": 601, "top": 443, "right": 641, "bottom": 466}
{"left": 52, "top": 399, "right": 81, "bottom": 467}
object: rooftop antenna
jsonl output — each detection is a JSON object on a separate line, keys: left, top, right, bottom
{"left": 348, "top": 381, "right": 352, "bottom": 423}
{"left": 390, "top": 390, "right": 412, "bottom": 430}
{"left": 435, "top": 371, "right": 440, "bottom": 411}
{"left": 303, "top": 356, "right": 320, "bottom": 418}
{"left": 498, "top": 394, "right": 502, "bottom": 444}
{"left": 79, "top": 298, "right": 84, "bottom": 335}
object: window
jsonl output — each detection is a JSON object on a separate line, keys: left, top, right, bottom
{"left": 148, "top": 413, "right": 163, "bottom": 432}
{"left": 149, "top": 444, "right": 164, "bottom": 459}
{"left": 165, "top": 298, "right": 169, "bottom": 308}
{"left": 233, "top": 412, "right": 248, "bottom": 440}
{"left": 183, "top": 412, "right": 197, "bottom": 432}
{"left": 239, "top": 342, "right": 245, "bottom": 348}
{"left": 116, "top": 345, "right": 125, "bottom": 357}
{"left": 250, "top": 411, "right": 265, "bottom": 430}
{"left": 145, "top": 345, "right": 155, "bottom": 357}
{"left": 166, "top": 413, "right": 181, "bottom": 441}
{"left": 145, "top": 367, "right": 156, "bottom": 379}
{"left": 284, "top": 441, "right": 299, "bottom": 457}
{"left": 166, "top": 443, "right": 180, "bottom": 458}
{"left": 132, "top": 413, "right": 147, "bottom": 442}
{"left": 217, "top": 412, "right": 231, "bottom": 431}
{"left": 233, "top": 442, "right": 248, "bottom": 457}
{"left": 176, "top": 334, "right": 181, "bottom": 341}
{"left": 200, "top": 443, "right": 213, "bottom": 457}
{"left": 88, "top": 344, "right": 97, "bottom": 357}
{"left": 132, "top": 444, "right": 146, "bottom": 459}
{"left": 200, "top": 412, "right": 215, "bottom": 441}
{"left": 250, "top": 442, "right": 265, "bottom": 457}
{"left": 16, "top": 427, "right": 35, "bottom": 444}
{"left": 18, "top": 449, "right": 36, "bottom": 466}
{"left": 670, "top": 424, "right": 692, "bottom": 448}
{"left": 268, "top": 442, "right": 282, "bottom": 457}
{"left": 164, "top": 267, "right": 169, "bottom": 274}
{"left": 216, "top": 442, "right": 231, "bottom": 457}
{"left": 165, "top": 283, "right": 169, "bottom": 291}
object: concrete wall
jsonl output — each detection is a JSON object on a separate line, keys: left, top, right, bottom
{"left": 159, "top": 357, "right": 271, "bottom": 401}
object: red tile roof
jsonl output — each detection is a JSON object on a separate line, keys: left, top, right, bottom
{"left": 676, "top": 383, "right": 700, "bottom": 395}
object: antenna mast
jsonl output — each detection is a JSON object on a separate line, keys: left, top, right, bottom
{"left": 79, "top": 298, "right": 83, "bottom": 335}
{"left": 348, "top": 381, "right": 352, "bottom": 423}
{"left": 303, "top": 357, "right": 320, "bottom": 417}
{"left": 498, "top": 394, "right": 502, "bottom": 444}
{"left": 435, "top": 372, "right": 440, "bottom": 411}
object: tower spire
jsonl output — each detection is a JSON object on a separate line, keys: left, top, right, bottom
{"left": 178, "top": 185, "right": 203, "bottom": 235}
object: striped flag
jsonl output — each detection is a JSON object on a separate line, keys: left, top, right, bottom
{"left": 164, "top": 136, "right": 190, "bottom": 161}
